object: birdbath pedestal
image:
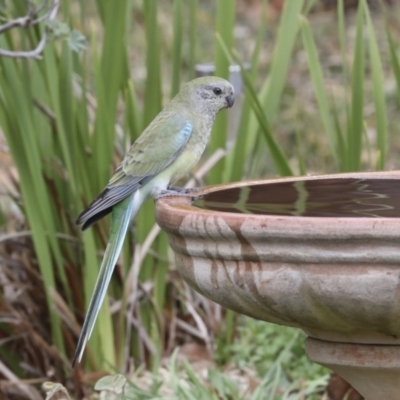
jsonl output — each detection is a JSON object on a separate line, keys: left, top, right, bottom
{"left": 155, "top": 171, "right": 400, "bottom": 400}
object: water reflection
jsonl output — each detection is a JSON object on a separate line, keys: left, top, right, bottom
{"left": 193, "top": 178, "right": 400, "bottom": 218}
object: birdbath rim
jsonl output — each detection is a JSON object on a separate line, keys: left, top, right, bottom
{"left": 156, "top": 170, "right": 400, "bottom": 238}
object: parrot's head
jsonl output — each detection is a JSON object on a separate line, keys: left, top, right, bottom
{"left": 176, "top": 76, "right": 235, "bottom": 115}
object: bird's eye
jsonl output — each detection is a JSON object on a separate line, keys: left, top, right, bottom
{"left": 213, "top": 87, "right": 222, "bottom": 95}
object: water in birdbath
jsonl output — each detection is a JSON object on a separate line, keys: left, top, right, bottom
{"left": 192, "top": 178, "right": 400, "bottom": 218}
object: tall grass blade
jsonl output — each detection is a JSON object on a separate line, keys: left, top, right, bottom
{"left": 93, "top": 0, "right": 130, "bottom": 188}
{"left": 300, "top": 16, "right": 338, "bottom": 164}
{"left": 347, "top": 0, "right": 365, "bottom": 171}
{"left": 365, "top": 4, "right": 387, "bottom": 170}
{"left": 188, "top": 0, "right": 198, "bottom": 79}
{"left": 209, "top": 0, "right": 236, "bottom": 184}
{"left": 336, "top": 0, "right": 350, "bottom": 171}
{"left": 143, "top": 0, "right": 162, "bottom": 127}
{"left": 125, "top": 79, "right": 143, "bottom": 142}
{"left": 338, "top": 0, "right": 349, "bottom": 82}
{"left": 171, "top": 0, "right": 183, "bottom": 97}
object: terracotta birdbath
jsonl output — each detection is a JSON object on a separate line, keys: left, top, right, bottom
{"left": 155, "top": 170, "right": 400, "bottom": 400}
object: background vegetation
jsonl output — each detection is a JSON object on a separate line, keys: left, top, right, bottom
{"left": 0, "top": 0, "right": 399, "bottom": 398}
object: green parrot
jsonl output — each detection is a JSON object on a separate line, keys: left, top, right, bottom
{"left": 72, "top": 76, "right": 234, "bottom": 365}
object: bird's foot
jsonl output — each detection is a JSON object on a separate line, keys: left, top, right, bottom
{"left": 155, "top": 188, "right": 200, "bottom": 200}
{"left": 168, "top": 186, "right": 201, "bottom": 194}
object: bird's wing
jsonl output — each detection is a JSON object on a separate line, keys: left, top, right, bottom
{"left": 77, "top": 113, "right": 193, "bottom": 228}
{"left": 110, "top": 113, "right": 193, "bottom": 189}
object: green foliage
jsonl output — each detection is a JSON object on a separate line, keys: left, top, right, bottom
{"left": 43, "top": 323, "right": 328, "bottom": 399}
{"left": 228, "top": 320, "right": 326, "bottom": 382}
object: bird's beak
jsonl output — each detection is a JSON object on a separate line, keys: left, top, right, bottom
{"left": 225, "top": 94, "right": 235, "bottom": 108}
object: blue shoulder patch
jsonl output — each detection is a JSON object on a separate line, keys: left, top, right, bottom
{"left": 179, "top": 120, "right": 193, "bottom": 141}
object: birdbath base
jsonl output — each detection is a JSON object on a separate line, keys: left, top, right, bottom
{"left": 305, "top": 337, "right": 400, "bottom": 400}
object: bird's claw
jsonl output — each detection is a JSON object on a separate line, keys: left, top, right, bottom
{"left": 155, "top": 188, "right": 200, "bottom": 200}
{"left": 167, "top": 186, "right": 201, "bottom": 194}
